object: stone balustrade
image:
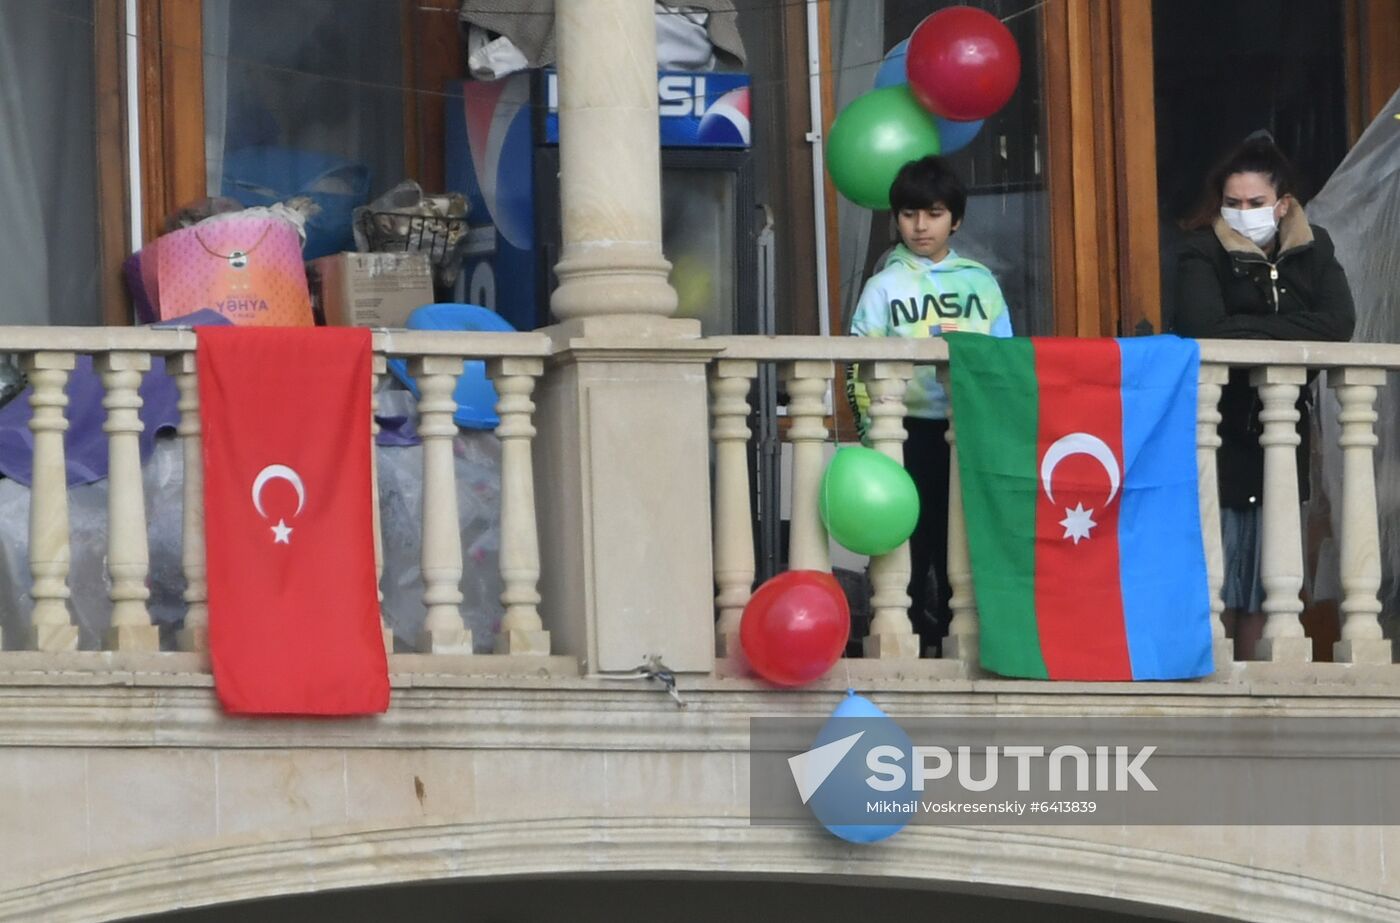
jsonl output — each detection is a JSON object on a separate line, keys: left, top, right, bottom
{"left": 0, "top": 328, "right": 1395, "bottom": 682}
{"left": 707, "top": 336, "right": 1400, "bottom": 678}
{"left": 0, "top": 327, "right": 556, "bottom": 666}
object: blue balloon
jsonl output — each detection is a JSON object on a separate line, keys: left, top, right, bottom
{"left": 934, "top": 116, "right": 984, "bottom": 154}
{"left": 873, "top": 39, "right": 909, "bottom": 89}
{"left": 387, "top": 303, "right": 517, "bottom": 429}
{"left": 808, "top": 691, "right": 912, "bottom": 844}
{"left": 830, "top": 688, "right": 887, "bottom": 719}
{"left": 874, "top": 39, "right": 984, "bottom": 154}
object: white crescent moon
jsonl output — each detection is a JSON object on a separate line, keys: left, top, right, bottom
{"left": 1040, "top": 433, "right": 1120, "bottom": 506}
{"left": 251, "top": 465, "right": 306, "bottom": 519}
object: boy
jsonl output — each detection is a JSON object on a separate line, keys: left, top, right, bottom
{"left": 845, "top": 155, "right": 1013, "bottom": 655}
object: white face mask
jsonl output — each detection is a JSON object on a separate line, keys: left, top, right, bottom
{"left": 1221, "top": 205, "right": 1279, "bottom": 247}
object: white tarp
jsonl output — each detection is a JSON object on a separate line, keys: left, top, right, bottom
{"left": 1307, "top": 88, "right": 1400, "bottom": 630}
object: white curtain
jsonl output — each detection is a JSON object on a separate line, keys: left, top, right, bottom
{"left": 0, "top": 0, "right": 100, "bottom": 326}
{"left": 202, "top": 0, "right": 231, "bottom": 197}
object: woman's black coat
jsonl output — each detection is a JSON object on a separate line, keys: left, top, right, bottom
{"left": 1172, "top": 205, "right": 1356, "bottom": 509}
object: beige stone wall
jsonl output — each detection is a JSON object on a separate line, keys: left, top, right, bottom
{"left": 2, "top": 669, "right": 1400, "bottom": 923}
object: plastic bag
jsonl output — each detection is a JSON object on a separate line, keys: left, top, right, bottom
{"left": 0, "top": 433, "right": 506, "bottom": 652}
{"left": 1307, "top": 87, "right": 1400, "bottom": 621}
{"left": 0, "top": 437, "right": 186, "bottom": 649}
{"left": 376, "top": 431, "right": 506, "bottom": 651}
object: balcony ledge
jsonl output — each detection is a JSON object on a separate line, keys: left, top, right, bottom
{"left": 3, "top": 653, "right": 1400, "bottom": 752}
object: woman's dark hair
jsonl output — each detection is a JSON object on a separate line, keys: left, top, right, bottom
{"left": 1182, "top": 135, "right": 1301, "bottom": 230}
{"left": 888, "top": 155, "right": 967, "bottom": 224}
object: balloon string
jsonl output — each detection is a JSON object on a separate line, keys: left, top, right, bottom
{"left": 1001, "top": 1, "right": 1048, "bottom": 25}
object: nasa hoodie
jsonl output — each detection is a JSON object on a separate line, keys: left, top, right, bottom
{"left": 846, "top": 244, "right": 1012, "bottom": 440}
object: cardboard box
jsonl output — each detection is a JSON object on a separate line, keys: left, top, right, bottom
{"left": 310, "top": 252, "right": 434, "bottom": 328}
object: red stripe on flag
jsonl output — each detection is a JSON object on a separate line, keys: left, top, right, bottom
{"left": 1032, "top": 339, "right": 1131, "bottom": 680}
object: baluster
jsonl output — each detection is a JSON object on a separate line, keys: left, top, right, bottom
{"left": 862, "top": 361, "right": 920, "bottom": 659}
{"left": 1196, "top": 363, "right": 1232, "bottom": 671}
{"left": 489, "top": 357, "right": 550, "bottom": 654}
{"left": 1251, "top": 366, "right": 1310, "bottom": 662}
{"left": 21, "top": 352, "right": 78, "bottom": 651}
{"left": 939, "top": 366, "right": 979, "bottom": 668}
{"left": 98, "top": 352, "right": 159, "bottom": 651}
{"left": 172, "top": 354, "right": 208, "bottom": 654}
{"left": 412, "top": 357, "right": 471, "bottom": 654}
{"left": 370, "top": 355, "right": 394, "bottom": 654}
{"left": 1329, "top": 367, "right": 1390, "bottom": 664}
{"left": 782, "top": 361, "right": 832, "bottom": 572}
{"left": 709, "top": 359, "right": 757, "bottom": 657}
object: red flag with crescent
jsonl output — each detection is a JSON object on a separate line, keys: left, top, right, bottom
{"left": 197, "top": 326, "right": 388, "bottom": 714}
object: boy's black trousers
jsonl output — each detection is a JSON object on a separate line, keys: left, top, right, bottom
{"left": 903, "top": 417, "right": 952, "bottom": 655}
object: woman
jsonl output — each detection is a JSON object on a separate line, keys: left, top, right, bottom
{"left": 1172, "top": 134, "right": 1355, "bottom": 659}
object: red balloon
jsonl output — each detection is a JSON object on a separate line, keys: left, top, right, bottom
{"left": 739, "top": 571, "right": 850, "bottom": 687}
{"left": 906, "top": 6, "right": 1021, "bottom": 121}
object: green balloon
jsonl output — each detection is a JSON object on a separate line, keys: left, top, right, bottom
{"left": 826, "top": 86, "right": 943, "bottom": 210}
{"left": 819, "top": 446, "right": 921, "bottom": 556}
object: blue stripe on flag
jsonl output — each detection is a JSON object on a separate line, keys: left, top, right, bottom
{"left": 1116, "top": 336, "right": 1214, "bottom": 679}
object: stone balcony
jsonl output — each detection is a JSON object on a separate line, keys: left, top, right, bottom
{"left": 0, "top": 325, "right": 1398, "bottom": 923}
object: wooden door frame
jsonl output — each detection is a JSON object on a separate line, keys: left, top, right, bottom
{"left": 1042, "top": 0, "right": 1160, "bottom": 339}
{"left": 1346, "top": 0, "right": 1400, "bottom": 143}
{"left": 94, "top": 0, "right": 133, "bottom": 325}
{"left": 138, "top": 0, "right": 205, "bottom": 247}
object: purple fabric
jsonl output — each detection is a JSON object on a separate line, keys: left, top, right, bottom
{"left": 123, "top": 250, "right": 158, "bottom": 326}
{"left": 0, "top": 311, "right": 231, "bottom": 487}
{"left": 374, "top": 409, "right": 420, "bottom": 446}
{"left": 0, "top": 354, "right": 181, "bottom": 488}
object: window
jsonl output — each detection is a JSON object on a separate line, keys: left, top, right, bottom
{"left": 829, "top": 0, "right": 1053, "bottom": 337}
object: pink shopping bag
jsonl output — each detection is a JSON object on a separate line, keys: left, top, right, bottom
{"left": 151, "top": 216, "right": 313, "bottom": 326}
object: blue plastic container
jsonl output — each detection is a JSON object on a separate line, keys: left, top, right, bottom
{"left": 387, "top": 303, "right": 518, "bottom": 430}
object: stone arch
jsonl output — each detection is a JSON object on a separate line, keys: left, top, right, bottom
{"left": 2, "top": 817, "right": 1394, "bottom": 923}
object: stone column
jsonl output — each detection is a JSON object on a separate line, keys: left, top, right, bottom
{"left": 535, "top": 340, "right": 718, "bottom": 674}
{"left": 22, "top": 352, "right": 77, "bottom": 652}
{"left": 710, "top": 359, "right": 756, "bottom": 658}
{"left": 862, "top": 361, "right": 920, "bottom": 659}
{"left": 173, "top": 354, "right": 208, "bottom": 654}
{"left": 1329, "top": 367, "right": 1390, "bottom": 664}
{"left": 783, "top": 361, "right": 832, "bottom": 573}
{"left": 412, "top": 356, "right": 471, "bottom": 654}
{"left": 98, "top": 352, "right": 159, "bottom": 652}
{"left": 533, "top": 0, "right": 717, "bottom": 675}
{"left": 939, "top": 368, "right": 979, "bottom": 668}
{"left": 370, "top": 356, "right": 394, "bottom": 655}
{"left": 1251, "top": 366, "right": 1310, "bottom": 663}
{"left": 550, "top": 0, "right": 675, "bottom": 323}
{"left": 1196, "top": 363, "right": 1232, "bottom": 672}
{"left": 489, "top": 357, "right": 550, "bottom": 655}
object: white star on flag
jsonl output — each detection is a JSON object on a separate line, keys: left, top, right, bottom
{"left": 1059, "top": 503, "right": 1097, "bottom": 544}
{"left": 270, "top": 518, "right": 293, "bottom": 544}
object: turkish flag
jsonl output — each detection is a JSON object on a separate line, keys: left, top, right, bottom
{"left": 197, "top": 326, "right": 389, "bottom": 715}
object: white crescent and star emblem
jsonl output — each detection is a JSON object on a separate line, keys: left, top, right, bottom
{"left": 1040, "top": 433, "right": 1122, "bottom": 545}
{"left": 251, "top": 464, "right": 306, "bottom": 545}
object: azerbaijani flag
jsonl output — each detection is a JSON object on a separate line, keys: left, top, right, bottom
{"left": 946, "top": 334, "right": 1213, "bottom": 681}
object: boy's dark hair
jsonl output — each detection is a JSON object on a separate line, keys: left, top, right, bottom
{"left": 1182, "top": 134, "right": 1302, "bottom": 230}
{"left": 888, "top": 155, "right": 967, "bottom": 225}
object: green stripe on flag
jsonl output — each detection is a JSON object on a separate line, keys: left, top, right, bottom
{"left": 946, "top": 334, "right": 1046, "bottom": 679}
